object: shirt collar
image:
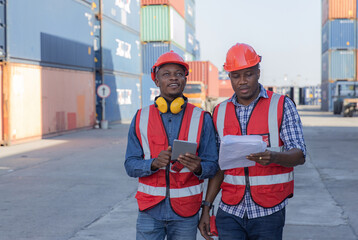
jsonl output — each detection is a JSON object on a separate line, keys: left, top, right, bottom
{"left": 229, "top": 84, "right": 268, "bottom": 106}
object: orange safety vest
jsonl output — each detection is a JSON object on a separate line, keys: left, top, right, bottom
{"left": 213, "top": 91, "right": 294, "bottom": 208}
{"left": 134, "top": 103, "right": 205, "bottom": 217}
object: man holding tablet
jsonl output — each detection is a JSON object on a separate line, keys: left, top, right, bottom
{"left": 125, "top": 51, "right": 219, "bottom": 240}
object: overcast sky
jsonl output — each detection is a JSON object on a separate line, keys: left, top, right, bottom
{"left": 195, "top": 0, "right": 321, "bottom": 87}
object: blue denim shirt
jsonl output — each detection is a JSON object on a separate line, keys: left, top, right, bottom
{"left": 125, "top": 105, "right": 219, "bottom": 220}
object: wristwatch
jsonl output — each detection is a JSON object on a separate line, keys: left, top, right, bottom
{"left": 201, "top": 200, "right": 213, "bottom": 209}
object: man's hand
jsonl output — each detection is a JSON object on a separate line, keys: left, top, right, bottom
{"left": 177, "top": 153, "right": 202, "bottom": 174}
{"left": 246, "top": 150, "right": 274, "bottom": 166}
{"left": 151, "top": 146, "right": 172, "bottom": 170}
{"left": 198, "top": 207, "right": 214, "bottom": 240}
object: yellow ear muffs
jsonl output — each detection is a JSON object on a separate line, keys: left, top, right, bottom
{"left": 155, "top": 96, "right": 169, "bottom": 113}
{"left": 170, "top": 97, "right": 185, "bottom": 114}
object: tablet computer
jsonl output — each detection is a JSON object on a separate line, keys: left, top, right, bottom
{"left": 171, "top": 139, "right": 197, "bottom": 160}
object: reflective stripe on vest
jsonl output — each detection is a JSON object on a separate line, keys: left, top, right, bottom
{"left": 138, "top": 182, "right": 203, "bottom": 198}
{"left": 224, "top": 172, "right": 294, "bottom": 186}
{"left": 216, "top": 100, "right": 228, "bottom": 140}
{"left": 139, "top": 106, "right": 151, "bottom": 159}
{"left": 268, "top": 93, "right": 284, "bottom": 152}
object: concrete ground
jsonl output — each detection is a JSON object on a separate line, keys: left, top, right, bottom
{"left": 0, "top": 105, "right": 357, "bottom": 240}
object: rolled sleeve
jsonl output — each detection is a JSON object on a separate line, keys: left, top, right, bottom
{"left": 280, "top": 97, "right": 307, "bottom": 157}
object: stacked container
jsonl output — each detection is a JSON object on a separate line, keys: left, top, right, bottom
{"left": 140, "top": 0, "right": 200, "bottom": 107}
{"left": 321, "top": 0, "right": 357, "bottom": 111}
{"left": 1, "top": 0, "right": 96, "bottom": 145}
{"left": 187, "top": 61, "right": 219, "bottom": 98}
{"left": 98, "top": 0, "right": 141, "bottom": 123}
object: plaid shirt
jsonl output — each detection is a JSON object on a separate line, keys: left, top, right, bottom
{"left": 218, "top": 84, "right": 306, "bottom": 219}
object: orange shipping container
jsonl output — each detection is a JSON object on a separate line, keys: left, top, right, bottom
{"left": 2, "top": 62, "right": 95, "bottom": 145}
{"left": 141, "top": 0, "right": 185, "bottom": 18}
{"left": 219, "top": 80, "right": 234, "bottom": 98}
{"left": 322, "top": 0, "right": 356, "bottom": 25}
{"left": 187, "top": 61, "right": 219, "bottom": 98}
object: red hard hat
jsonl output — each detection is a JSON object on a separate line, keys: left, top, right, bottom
{"left": 223, "top": 43, "right": 261, "bottom": 72}
{"left": 151, "top": 51, "right": 189, "bottom": 81}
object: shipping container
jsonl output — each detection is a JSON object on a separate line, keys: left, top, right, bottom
{"left": 141, "top": 73, "right": 160, "bottom": 107}
{"left": 187, "top": 61, "right": 219, "bottom": 98}
{"left": 321, "top": 82, "right": 330, "bottom": 111}
{"left": 322, "top": 0, "right": 356, "bottom": 26}
{"left": 104, "top": 73, "right": 141, "bottom": 123}
{"left": 184, "top": 52, "right": 194, "bottom": 62}
{"left": 322, "top": 50, "right": 356, "bottom": 81}
{"left": 142, "top": 42, "right": 185, "bottom": 74}
{"left": 1, "top": 62, "right": 95, "bottom": 145}
{"left": 0, "top": 0, "right": 5, "bottom": 58}
{"left": 219, "top": 80, "right": 234, "bottom": 98}
{"left": 141, "top": 0, "right": 185, "bottom": 18}
{"left": 0, "top": 64, "right": 3, "bottom": 144}
{"left": 193, "top": 39, "right": 200, "bottom": 60}
{"left": 6, "top": 0, "right": 95, "bottom": 70}
{"left": 141, "top": 5, "right": 186, "bottom": 50}
{"left": 102, "top": 0, "right": 140, "bottom": 32}
{"left": 322, "top": 19, "right": 356, "bottom": 53}
{"left": 102, "top": 18, "right": 141, "bottom": 75}
{"left": 185, "top": 0, "right": 196, "bottom": 28}
{"left": 186, "top": 23, "right": 195, "bottom": 54}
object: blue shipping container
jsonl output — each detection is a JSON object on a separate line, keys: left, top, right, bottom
{"left": 7, "top": 0, "right": 94, "bottom": 69}
{"left": 102, "top": 18, "right": 141, "bottom": 75}
{"left": 141, "top": 73, "right": 160, "bottom": 107}
{"left": 321, "top": 51, "right": 329, "bottom": 82}
{"left": 142, "top": 42, "right": 185, "bottom": 74}
{"left": 194, "top": 39, "right": 200, "bottom": 60}
{"left": 0, "top": 1, "right": 5, "bottom": 58}
{"left": 185, "top": 23, "right": 196, "bottom": 54}
{"left": 322, "top": 19, "right": 356, "bottom": 53}
{"left": 102, "top": 0, "right": 140, "bottom": 33}
{"left": 322, "top": 50, "right": 356, "bottom": 81}
{"left": 185, "top": 0, "right": 196, "bottom": 28}
{"left": 104, "top": 73, "right": 141, "bottom": 123}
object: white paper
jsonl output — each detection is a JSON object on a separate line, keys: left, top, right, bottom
{"left": 219, "top": 135, "right": 267, "bottom": 170}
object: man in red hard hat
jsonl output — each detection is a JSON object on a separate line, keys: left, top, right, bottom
{"left": 125, "top": 51, "right": 219, "bottom": 240}
{"left": 198, "top": 43, "right": 306, "bottom": 240}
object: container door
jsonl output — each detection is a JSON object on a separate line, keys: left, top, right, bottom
{"left": 0, "top": 64, "right": 3, "bottom": 144}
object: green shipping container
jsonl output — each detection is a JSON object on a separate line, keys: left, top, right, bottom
{"left": 141, "top": 5, "right": 186, "bottom": 49}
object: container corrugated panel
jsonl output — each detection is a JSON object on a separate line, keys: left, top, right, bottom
{"left": 193, "top": 39, "right": 200, "bottom": 60}
{"left": 187, "top": 61, "right": 219, "bottom": 98}
{"left": 329, "top": 0, "right": 356, "bottom": 19}
{"left": 141, "top": 73, "right": 160, "bottom": 107}
{"left": 185, "top": 0, "right": 195, "bottom": 28}
{"left": 322, "top": 20, "right": 355, "bottom": 53}
{"left": 322, "top": 0, "right": 329, "bottom": 26}
{"left": 4, "top": 63, "right": 95, "bottom": 143}
{"left": 102, "top": 18, "right": 141, "bottom": 74}
{"left": 0, "top": 64, "right": 2, "bottom": 142}
{"left": 320, "top": 82, "right": 329, "bottom": 111}
{"left": 186, "top": 23, "right": 195, "bottom": 54}
{"left": 142, "top": 42, "right": 185, "bottom": 74}
{"left": 102, "top": 0, "right": 140, "bottom": 32}
{"left": 322, "top": 51, "right": 329, "bottom": 81}
{"left": 141, "top": 0, "right": 185, "bottom": 18}
{"left": 0, "top": 1, "right": 5, "bottom": 58}
{"left": 207, "top": 62, "right": 219, "bottom": 98}
{"left": 184, "top": 52, "right": 194, "bottom": 62}
{"left": 104, "top": 73, "right": 141, "bottom": 123}
{"left": 141, "top": 5, "right": 186, "bottom": 50}
{"left": 7, "top": 0, "right": 94, "bottom": 70}
{"left": 328, "top": 50, "right": 356, "bottom": 80}
{"left": 219, "top": 80, "right": 234, "bottom": 98}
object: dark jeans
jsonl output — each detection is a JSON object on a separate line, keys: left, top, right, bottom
{"left": 215, "top": 207, "right": 286, "bottom": 240}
